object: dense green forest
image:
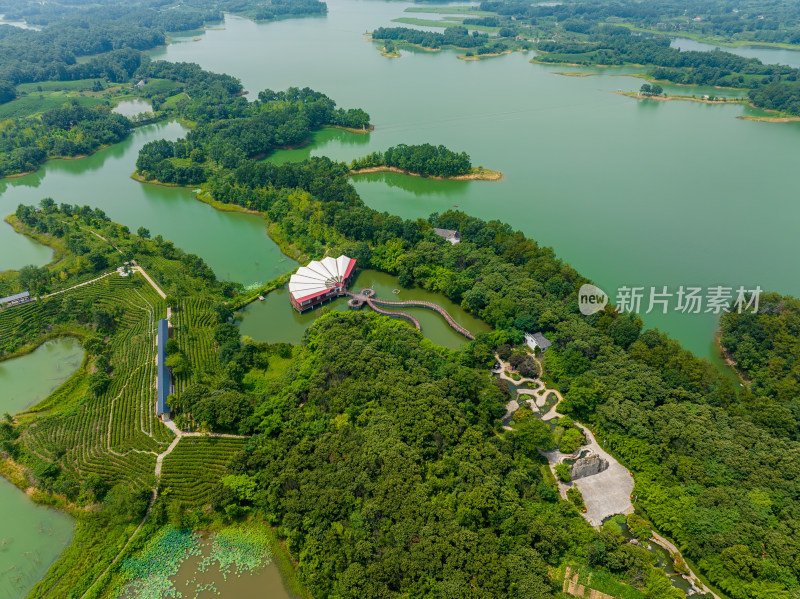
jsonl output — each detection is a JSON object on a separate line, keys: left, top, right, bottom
{"left": 720, "top": 292, "right": 800, "bottom": 409}
{"left": 0, "top": 102, "right": 131, "bottom": 176}
{"left": 208, "top": 310, "right": 687, "bottom": 599}
{"left": 136, "top": 84, "right": 369, "bottom": 184}
{"left": 350, "top": 143, "right": 472, "bottom": 177}
{"left": 371, "top": 25, "right": 527, "bottom": 55}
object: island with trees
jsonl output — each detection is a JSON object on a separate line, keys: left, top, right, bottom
{"left": 349, "top": 143, "right": 502, "bottom": 180}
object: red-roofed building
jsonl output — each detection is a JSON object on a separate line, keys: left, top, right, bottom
{"left": 288, "top": 255, "right": 356, "bottom": 312}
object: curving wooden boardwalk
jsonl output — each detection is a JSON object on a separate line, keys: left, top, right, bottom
{"left": 345, "top": 289, "right": 475, "bottom": 340}
{"left": 370, "top": 297, "right": 475, "bottom": 340}
{"left": 367, "top": 301, "right": 421, "bottom": 330}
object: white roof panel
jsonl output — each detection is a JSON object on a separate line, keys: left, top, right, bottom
{"left": 288, "top": 255, "right": 353, "bottom": 301}
{"left": 320, "top": 256, "right": 340, "bottom": 278}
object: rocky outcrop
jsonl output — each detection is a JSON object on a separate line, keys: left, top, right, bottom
{"left": 570, "top": 454, "right": 608, "bottom": 480}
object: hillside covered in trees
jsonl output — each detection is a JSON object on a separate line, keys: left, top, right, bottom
{"left": 135, "top": 84, "right": 370, "bottom": 184}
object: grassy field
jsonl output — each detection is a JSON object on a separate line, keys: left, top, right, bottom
{"left": 0, "top": 93, "right": 106, "bottom": 119}
{"left": 17, "top": 78, "right": 107, "bottom": 93}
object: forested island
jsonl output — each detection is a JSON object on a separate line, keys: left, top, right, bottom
{"left": 371, "top": 25, "right": 530, "bottom": 56}
{"left": 349, "top": 143, "right": 501, "bottom": 180}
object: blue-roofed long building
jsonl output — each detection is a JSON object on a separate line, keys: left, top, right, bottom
{"left": 156, "top": 319, "right": 172, "bottom": 419}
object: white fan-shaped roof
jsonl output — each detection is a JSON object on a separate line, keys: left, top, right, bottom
{"left": 289, "top": 256, "right": 355, "bottom": 301}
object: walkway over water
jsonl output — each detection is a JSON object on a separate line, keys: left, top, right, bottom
{"left": 346, "top": 289, "right": 475, "bottom": 340}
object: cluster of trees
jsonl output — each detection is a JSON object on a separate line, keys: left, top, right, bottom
{"left": 350, "top": 143, "right": 472, "bottom": 177}
{"left": 135, "top": 83, "right": 370, "bottom": 184}
{"left": 372, "top": 26, "right": 503, "bottom": 50}
{"left": 749, "top": 81, "right": 800, "bottom": 116}
{"left": 537, "top": 26, "right": 794, "bottom": 84}
{"left": 248, "top": 0, "right": 326, "bottom": 21}
{"left": 639, "top": 83, "right": 664, "bottom": 96}
{"left": 0, "top": 101, "right": 131, "bottom": 176}
{"left": 720, "top": 292, "right": 800, "bottom": 409}
{"left": 2, "top": 203, "right": 219, "bottom": 303}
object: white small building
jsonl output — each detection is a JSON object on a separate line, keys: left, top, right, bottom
{"left": 525, "top": 332, "right": 552, "bottom": 352}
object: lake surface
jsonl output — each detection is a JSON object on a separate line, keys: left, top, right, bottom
{"left": 671, "top": 37, "right": 800, "bottom": 68}
{"left": 0, "top": 121, "right": 295, "bottom": 285}
{"left": 113, "top": 99, "right": 153, "bottom": 118}
{"left": 240, "top": 269, "right": 491, "bottom": 349}
{"left": 147, "top": 0, "right": 800, "bottom": 358}
{"left": 0, "top": 477, "right": 74, "bottom": 599}
{"left": 0, "top": 337, "right": 84, "bottom": 415}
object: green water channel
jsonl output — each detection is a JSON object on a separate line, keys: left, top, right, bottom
{"left": 671, "top": 37, "right": 800, "bottom": 69}
{"left": 0, "top": 478, "right": 74, "bottom": 599}
{"left": 0, "top": 337, "right": 84, "bottom": 416}
{"left": 0, "top": 120, "right": 294, "bottom": 286}
{"left": 0, "top": 338, "right": 82, "bottom": 599}
{"left": 239, "top": 269, "right": 491, "bottom": 349}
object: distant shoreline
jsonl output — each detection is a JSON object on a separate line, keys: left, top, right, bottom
{"left": 613, "top": 91, "right": 800, "bottom": 121}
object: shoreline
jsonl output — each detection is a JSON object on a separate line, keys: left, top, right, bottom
{"left": 323, "top": 124, "right": 374, "bottom": 135}
{"left": 614, "top": 91, "right": 800, "bottom": 121}
{"left": 348, "top": 165, "right": 502, "bottom": 181}
{"left": 614, "top": 90, "right": 747, "bottom": 105}
{"left": 458, "top": 49, "right": 517, "bottom": 61}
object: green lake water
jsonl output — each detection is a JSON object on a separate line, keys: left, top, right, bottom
{"left": 671, "top": 37, "right": 800, "bottom": 68}
{"left": 112, "top": 99, "right": 153, "bottom": 117}
{"left": 0, "top": 337, "right": 84, "bottom": 415}
{"left": 240, "top": 269, "right": 491, "bottom": 349}
{"left": 0, "top": 478, "right": 74, "bottom": 599}
{"left": 0, "top": 121, "right": 294, "bottom": 285}
{"left": 148, "top": 0, "right": 800, "bottom": 357}
{"left": 0, "top": 338, "right": 82, "bottom": 598}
